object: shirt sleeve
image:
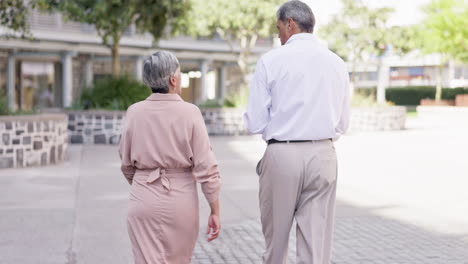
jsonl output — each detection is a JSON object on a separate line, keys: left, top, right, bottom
{"left": 244, "top": 58, "right": 271, "bottom": 134}
{"left": 191, "top": 108, "right": 221, "bottom": 204}
{"left": 118, "top": 108, "right": 136, "bottom": 185}
{"left": 335, "top": 68, "right": 351, "bottom": 140}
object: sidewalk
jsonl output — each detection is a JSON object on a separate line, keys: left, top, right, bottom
{"left": 1, "top": 118, "right": 468, "bottom": 264}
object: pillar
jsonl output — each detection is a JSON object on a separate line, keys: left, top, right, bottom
{"left": 134, "top": 56, "right": 145, "bottom": 81}
{"left": 7, "top": 53, "right": 17, "bottom": 111}
{"left": 199, "top": 60, "right": 209, "bottom": 104}
{"left": 218, "top": 65, "right": 227, "bottom": 105}
{"left": 84, "top": 58, "right": 93, "bottom": 88}
{"left": 61, "top": 51, "right": 74, "bottom": 108}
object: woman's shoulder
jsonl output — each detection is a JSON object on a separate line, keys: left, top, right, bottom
{"left": 177, "top": 102, "right": 203, "bottom": 115}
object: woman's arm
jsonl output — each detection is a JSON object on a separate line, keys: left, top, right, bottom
{"left": 190, "top": 106, "right": 222, "bottom": 241}
{"left": 118, "top": 109, "right": 136, "bottom": 184}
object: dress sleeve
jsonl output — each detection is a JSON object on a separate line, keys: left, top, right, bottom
{"left": 190, "top": 107, "right": 221, "bottom": 204}
{"left": 118, "top": 109, "right": 136, "bottom": 185}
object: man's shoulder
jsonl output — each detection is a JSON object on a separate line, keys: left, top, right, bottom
{"left": 260, "top": 45, "right": 288, "bottom": 64}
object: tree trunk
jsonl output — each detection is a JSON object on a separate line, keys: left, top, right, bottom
{"left": 376, "top": 56, "right": 388, "bottom": 104}
{"left": 111, "top": 41, "right": 120, "bottom": 76}
{"left": 435, "top": 63, "right": 443, "bottom": 102}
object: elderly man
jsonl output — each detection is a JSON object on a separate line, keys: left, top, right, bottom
{"left": 244, "top": 1, "right": 350, "bottom": 263}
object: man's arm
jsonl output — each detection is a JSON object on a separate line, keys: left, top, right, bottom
{"left": 244, "top": 59, "right": 271, "bottom": 134}
{"left": 335, "top": 68, "right": 351, "bottom": 139}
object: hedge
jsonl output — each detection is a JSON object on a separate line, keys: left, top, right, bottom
{"left": 356, "top": 86, "right": 468, "bottom": 106}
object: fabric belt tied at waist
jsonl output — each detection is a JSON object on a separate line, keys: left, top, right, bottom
{"left": 145, "top": 168, "right": 192, "bottom": 192}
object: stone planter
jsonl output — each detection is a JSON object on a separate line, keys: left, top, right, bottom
{"left": 0, "top": 114, "right": 68, "bottom": 168}
{"left": 66, "top": 108, "right": 247, "bottom": 145}
{"left": 200, "top": 108, "right": 247, "bottom": 136}
{"left": 67, "top": 111, "right": 125, "bottom": 144}
{"left": 349, "top": 106, "right": 406, "bottom": 132}
{"left": 420, "top": 99, "right": 455, "bottom": 106}
{"left": 455, "top": 95, "right": 468, "bottom": 107}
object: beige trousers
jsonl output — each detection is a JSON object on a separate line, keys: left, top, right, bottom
{"left": 257, "top": 140, "right": 337, "bottom": 264}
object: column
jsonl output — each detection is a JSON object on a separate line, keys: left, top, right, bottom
{"left": 134, "top": 56, "right": 145, "bottom": 81}
{"left": 218, "top": 65, "right": 227, "bottom": 105}
{"left": 7, "top": 53, "right": 17, "bottom": 111}
{"left": 61, "top": 51, "right": 74, "bottom": 108}
{"left": 84, "top": 58, "right": 93, "bottom": 88}
{"left": 199, "top": 60, "right": 209, "bottom": 104}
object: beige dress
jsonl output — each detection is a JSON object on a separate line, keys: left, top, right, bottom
{"left": 118, "top": 93, "right": 221, "bottom": 264}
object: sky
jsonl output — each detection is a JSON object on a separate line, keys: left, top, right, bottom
{"left": 303, "top": 0, "right": 432, "bottom": 29}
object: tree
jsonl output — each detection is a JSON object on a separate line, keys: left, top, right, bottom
{"left": 0, "top": 0, "right": 36, "bottom": 38}
{"left": 419, "top": 0, "right": 468, "bottom": 101}
{"left": 319, "top": 0, "right": 394, "bottom": 103}
{"left": 40, "top": 0, "right": 189, "bottom": 76}
{"left": 182, "top": 0, "right": 281, "bottom": 100}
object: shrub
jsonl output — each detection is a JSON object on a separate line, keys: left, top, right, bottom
{"left": 199, "top": 99, "right": 223, "bottom": 108}
{"left": 386, "top": 86, "right": 435, "bottom": 105}
{"left": 386, "top": 86, "right": 468, "bottom": 105}
{"left": 0, "top": 92, "right": 9, "bottom": 115}
{"left": 224, "top": 85, "right": 248, "bottom": 108}
{"left": 79, "top": 75, "right": 150, "bottom": 110}
{"left": 355, "top": 87, "right": 377, "bottom": 98}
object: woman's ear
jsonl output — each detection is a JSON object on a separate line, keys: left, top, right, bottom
{"left": 169, "top": 74, "right": 176, "bottom": 87}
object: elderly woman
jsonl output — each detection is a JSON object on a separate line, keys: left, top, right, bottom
{"left": 119, "top": 51, "right": 221, "bottom": 264}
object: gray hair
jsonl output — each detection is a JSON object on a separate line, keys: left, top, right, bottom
{"left": 143, "top": 51, "right": 180, "bottom": 93}
{"left": 277, "top": 0, "right": 315, "bottom": 33}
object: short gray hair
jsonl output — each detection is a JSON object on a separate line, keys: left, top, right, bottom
{"left": 143, "top": 51, "right": 180, "bottom": 93}
{"left": 277, "top": 0, "right": 315, "bottom": 33}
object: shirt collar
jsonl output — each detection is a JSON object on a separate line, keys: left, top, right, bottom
{"left": 285, "top": 33, "right": 316, "bottom": 45}
{"left": 146, "top": 93, "right": 184, "bottom": 102}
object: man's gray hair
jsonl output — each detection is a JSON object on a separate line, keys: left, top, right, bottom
{"left": 143, "top": 51, "right": 180, "bottom": 93}
{"left": 277, "top": 0, "right": 315, "bottom": 33}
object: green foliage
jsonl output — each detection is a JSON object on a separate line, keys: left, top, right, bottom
{"left": 183, "top": 0, "right": 280, "bottom": 82}
{"left": 183, "top": 0, "right": 279, "bottom": 41}
{"left": 40, "top": 0, "right": 189, "bottom": 43}
{"left": 351, "top": 93, "right": 393, "bottom": 107}
{"left": 223, "top": 86, "right": 249, "bottom": 108}
{"left": 318, "top": 0, "right": 394, "bottom": 63}
{"left": 386, "top": 86, "right": 468, "bottom": 105}
{"left": 79, "top": 76, "right": 150, "bottom": 111}
{"left": 199, "top": 99, "right": 223, "bottom": 108}
{"left": 0, "top": 0, "right": 37, "bottom": 38}
{"left": 39, "top": 0, "right": 190, "bottom": 75}
{"left": 419, "top": 0, "right": 468, "bottom": 63}
{"left": 0, "top": 92, "right": 9, "bottom": 115}
{"left": 355, "top": 87, "right": 377, "bottom": 98}
{"left": 387, "top": 26, "right": 421, "bottom": 56}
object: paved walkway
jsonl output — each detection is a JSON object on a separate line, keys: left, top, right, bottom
{"left": 1, "top": 118, "right": 468, "bottom": 264}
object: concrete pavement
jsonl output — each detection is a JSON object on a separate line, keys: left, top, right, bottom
{"left": 1, "top": 117, "right": 468, "bottom": 263}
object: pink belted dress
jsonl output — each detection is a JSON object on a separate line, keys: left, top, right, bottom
{"left": 118, "top": 93, "right": 221, "bottom": 264}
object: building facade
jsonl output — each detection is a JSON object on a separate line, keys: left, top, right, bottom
{"left": 0, "top": 9, "right": 272, "bottom": 112}
{"left": 349, "top": 52, "right": 468, "bottom": 89}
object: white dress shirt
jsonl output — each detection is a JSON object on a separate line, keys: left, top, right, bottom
{"left": 244, "top": 33, "right": 351, "bottom": 141}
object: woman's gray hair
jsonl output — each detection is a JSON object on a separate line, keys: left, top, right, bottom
{"left": 277, "top": 0, "right": 315, "bottom": 33}
{"left": 143, "top": 51, "right": 180, "bottom": 93}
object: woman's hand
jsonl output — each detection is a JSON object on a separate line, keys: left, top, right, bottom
{"left": 207, "top": 199, "right": 221, "bottom": 242}
{"left": 207, "top": 213, "right": 220, "bottom": 242}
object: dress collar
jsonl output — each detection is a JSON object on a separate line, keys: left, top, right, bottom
{"left": 285, "top": 33, "right": 316, "bottom": 45}
{"left": 146, "top": 93, "right": 184, "bottom": 102}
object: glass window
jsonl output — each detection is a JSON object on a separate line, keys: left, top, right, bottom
{"left": 21, "top": 62, "right": 55, "bottom": 111}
